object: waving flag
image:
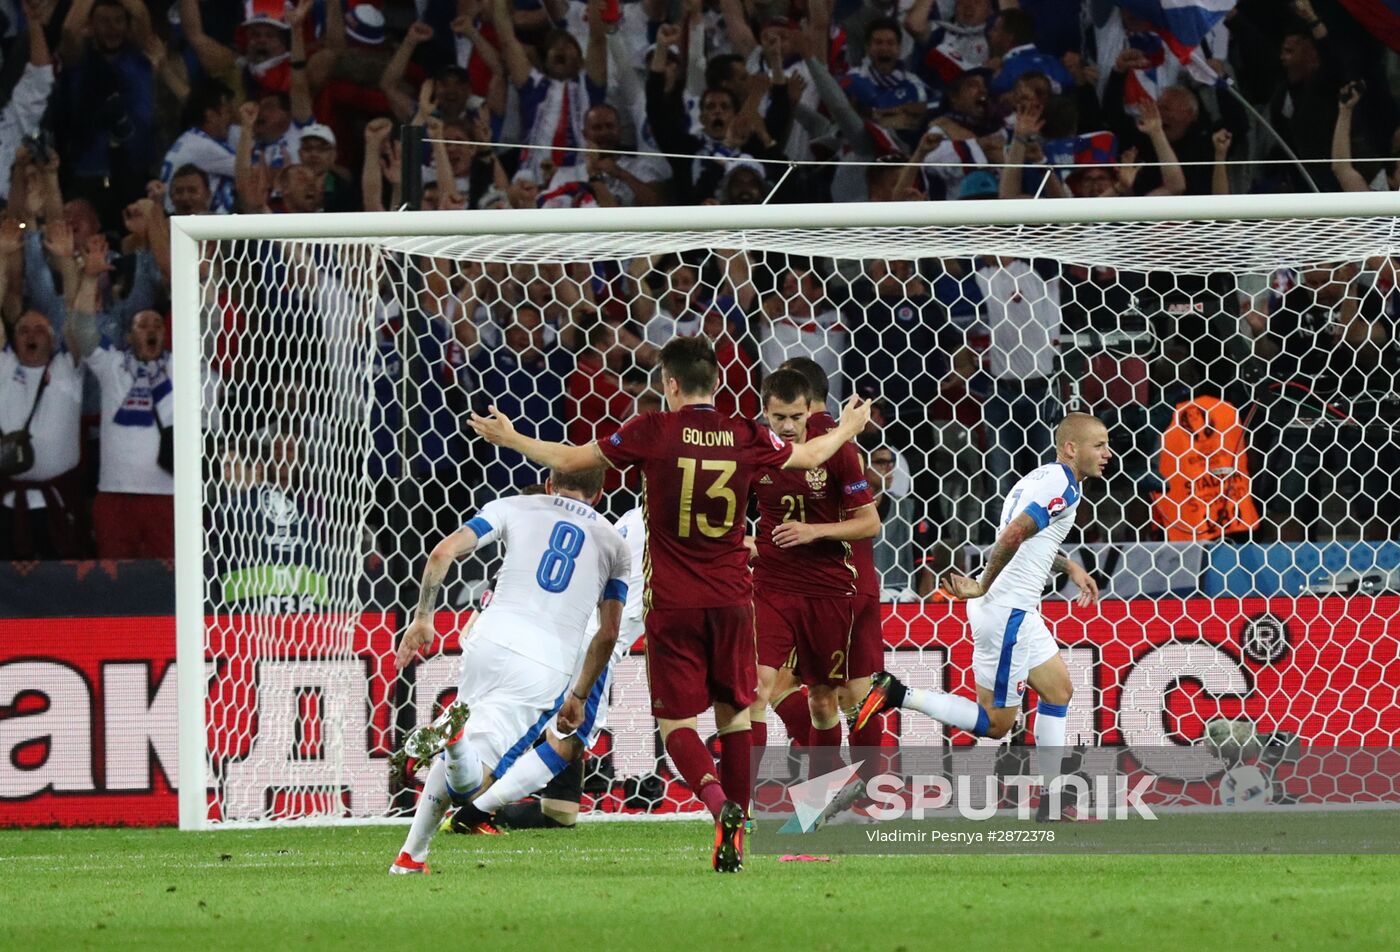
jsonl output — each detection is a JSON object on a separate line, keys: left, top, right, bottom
{"left": 1044, "top": 131, "right": 1119, "bottom": 169}
{"left": 1115, "top": 0, "right": 1236, "bottom": 62}
{"left": 1337, "top": 0, "right": 1400, "bottom": 53}
{"left": 1123, "top": 31, "right": 1168, "bottom": 106}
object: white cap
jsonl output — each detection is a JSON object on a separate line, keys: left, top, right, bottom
{"left": 300, "top": 123, "right": 337, "bottom": 147}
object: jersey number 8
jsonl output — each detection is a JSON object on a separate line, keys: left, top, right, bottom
{"left": 536, "top": 521, "right": 585, "bottom": 593}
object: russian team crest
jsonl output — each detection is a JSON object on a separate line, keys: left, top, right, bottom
{"left": 805, "top": 468, "right": 828, "bottom": 493}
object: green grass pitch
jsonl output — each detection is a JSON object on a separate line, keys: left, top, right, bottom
{"left": 3, "top": 823, "right": 1398, "bottom": 951}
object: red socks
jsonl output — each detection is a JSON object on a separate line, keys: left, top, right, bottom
{"left": 664, "top": 728, "right": 728, "bottom": 818}
{"left": 773, "top": 688, "right": 812, "bottom": 746}
{"left": 848, "top": 712, "right": 888, "bottom": 782}
{"left": 718, "top": 727, "right": 753, "bottom": 810}
{"left": 751, "top": 719, "right": 768, "bottom": 754}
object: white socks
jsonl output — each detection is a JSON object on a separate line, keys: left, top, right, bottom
{"left": 1035, "top": 701, "right": 1069, "bottom": 784}
{"left": 444, "top": 733, "right": 484, "bottom": 798}
{"left": 401, "top": 758, "right": 450, "bottom": 862}
{"left": 905, "top": 688, "right": 991, "bottom": 736}
{"left": 473, "top": 744, "right": 568, "bottom": 814}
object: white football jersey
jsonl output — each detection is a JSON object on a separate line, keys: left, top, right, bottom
{"left": 466, "top": 494, "right": 631, "bottom": 672}
{"left": 582, "top": 507, "right": 646, "bottom": 665}
{"left": 982, "top": 463, "right": 1082, "bottom": 609}
{"left": 159, "top": 126, "right": 240, "bottom": 213}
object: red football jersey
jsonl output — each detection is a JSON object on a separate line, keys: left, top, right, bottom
{"left": 754, "top": 436, "right": 874, "bottom": 597}
{"left": 597, "top": 405, "right": 793, "bottom": 609}
{"left": 809, "top": 411, "right": 880, "bottom": 597}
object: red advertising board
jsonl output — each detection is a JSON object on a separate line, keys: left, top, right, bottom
{"left": 2, "top": 598, "right": 1397, "bottom": 827}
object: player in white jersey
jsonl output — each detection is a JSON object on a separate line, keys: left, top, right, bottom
{"left": 446, "top": 506, "right": 647, "bottom": 832}
{"left": 853, "top": 414, "right": 1110, "bottom": 819}
{"left": 387, "top": 468, "right": 630, "bottom": 873}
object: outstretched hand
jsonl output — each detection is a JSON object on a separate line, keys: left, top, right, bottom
{"left": 469, "top": 403, "right": 519, "bottom": 447}
{"left": 1066, "top": 564, "right": 1100, "bottom": 607}
{"left": 395, "top": 618, "right": 436, "bottom": 669}
{"left": 940, "top": 571, "right": 985, "bottom": 601}
{"left": 837, "top": 394, "right": 871, "bottom": 436}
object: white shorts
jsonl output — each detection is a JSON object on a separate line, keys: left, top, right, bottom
{"left": 456, "top": 633, "right": 572, "bottom": 775}
{"left": 969, "top": 599, "right": 1060, "bottom": 709}
{"left": 555, "top": 658, "right": 614, "bottom": 750}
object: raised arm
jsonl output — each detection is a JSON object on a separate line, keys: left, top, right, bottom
{"left": 585, "top": 0, "right": 608, "bottom": 91}
{"left": 380, "top": 21, "right": 436, "bottom": 123}
{"left": 783, "top": 396, "right": 872, "bottom": 470}
{"left": 177, "top": 0, "right": 237, "bottom": 76}
{"left": 234, "top": 102, "right": 266, "bottom": 212}
{"left": 395, "top": 524, "right": 484, "bottom": 668}
{"left": 719, "top": 0, "right": 758, "bottom": 57}
{"left": 26, "top": 0, "right": 53, "bottom": 67}
{"left": 361, "top": 118, "right": 392, "bottom": 212}
{"left": 0, "top": 218, "right": 22, "bottom": 323}
{"left": 1212, "top": 128, "right": 1233, "bottom": 196}
{"left": 1001, "top": 102, "right": 1041, "bottom": 199}
{"left": 323, "top": 0, "right": 348, "bottom": 52}
{"left": 468, "top": 404, "right": 610, "bottom": 473}
{"left": 59, "top": 0, "right": 96, "bottom": 63}
{"left": 1136, "top": 99, "right": 1185, "bottom": 196}
{"left": 287, "top": 0, "right": 317, "bottom": 124}
{"left": 905, "top": 0, "right": 936, "bottom": 43}
{"left": 1331, "top": 81, "right": 1369, "bottom": 193}
{"left": 494, "top": 0, "right": 534, "bottom": 88}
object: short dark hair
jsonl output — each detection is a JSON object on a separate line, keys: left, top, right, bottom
{"left": 659, "top": 336, "right": 720, "bottom": 397}
{"left": 542, "top": 29, "right": 582, "bottom": 57}
{"left": 705, "top": 53, "right": 745, "bottom": 90}
{"left": 171, "top": 164, "right": 210, "bottom": 188}
{"left": 761, "top": 368, "right": 813, "bottom": 408}
{"left": 777, "top": 356, "right": 829, "bottom": 404}
{"left": 91, "top": 0, "right": 130, "bottom": 16}
{"left": 550, "top": 467, "right": 605, "bottom": 497}
{"left": 182, "top": 80, "right": 233, "bottom": 131}
{"left": 518, "top": 483, "right": 548, "bottom": 496}
{"left": 866, "top": 17, "right": 902, "bottom": 44}
{"left": 998, "top": 9, "right": 1036, "bottom": 46}
{"left": 702, "top": 86, "right": 740, "bottom": 112}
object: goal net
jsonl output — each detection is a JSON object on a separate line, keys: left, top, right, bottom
{"left": 172, "top": 195, "right": 1400, "bottom": 828}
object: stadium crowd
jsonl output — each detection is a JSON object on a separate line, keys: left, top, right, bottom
{"left": 0, "top": 0, "right": 1397, "bottom": 589}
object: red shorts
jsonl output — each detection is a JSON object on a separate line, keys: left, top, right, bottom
{"left": 644, "top": 604, "right": 757, "bottom": 720}
{"left": 847, "top": 594, "right": 885, "bottom": 680}
{"left": 756, "top": 588, "right": 856, "bottom": 688}
{"left": 755, "top": 587, "right": 796, "bottom": 671}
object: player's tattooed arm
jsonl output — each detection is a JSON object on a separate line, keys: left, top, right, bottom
{"left": 942, "top": 512, "right": 1037, "bottom": 600}
{"left": 1054, "top": 549, "right": 1101, "bottom": 607}
{"left": 396, "top": 527, "right": 482, "bottom": 669}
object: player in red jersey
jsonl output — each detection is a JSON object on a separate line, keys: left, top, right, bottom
{"left": 751, "top": 369, "right": 879, "bottom": 778}
{"left": 470, "top": 336, "right": 870, "bottom": 871}
{"left": 778, "top": 357, "right": 889, "bottom": 756}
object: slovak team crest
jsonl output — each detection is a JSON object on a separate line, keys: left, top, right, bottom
{"left": 1047, "top": 496, "right": 1067, "bottom": 516}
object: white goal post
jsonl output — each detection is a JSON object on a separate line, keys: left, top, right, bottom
{"left": 172, "top": 192, "right": 1400, "bottom": 830}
